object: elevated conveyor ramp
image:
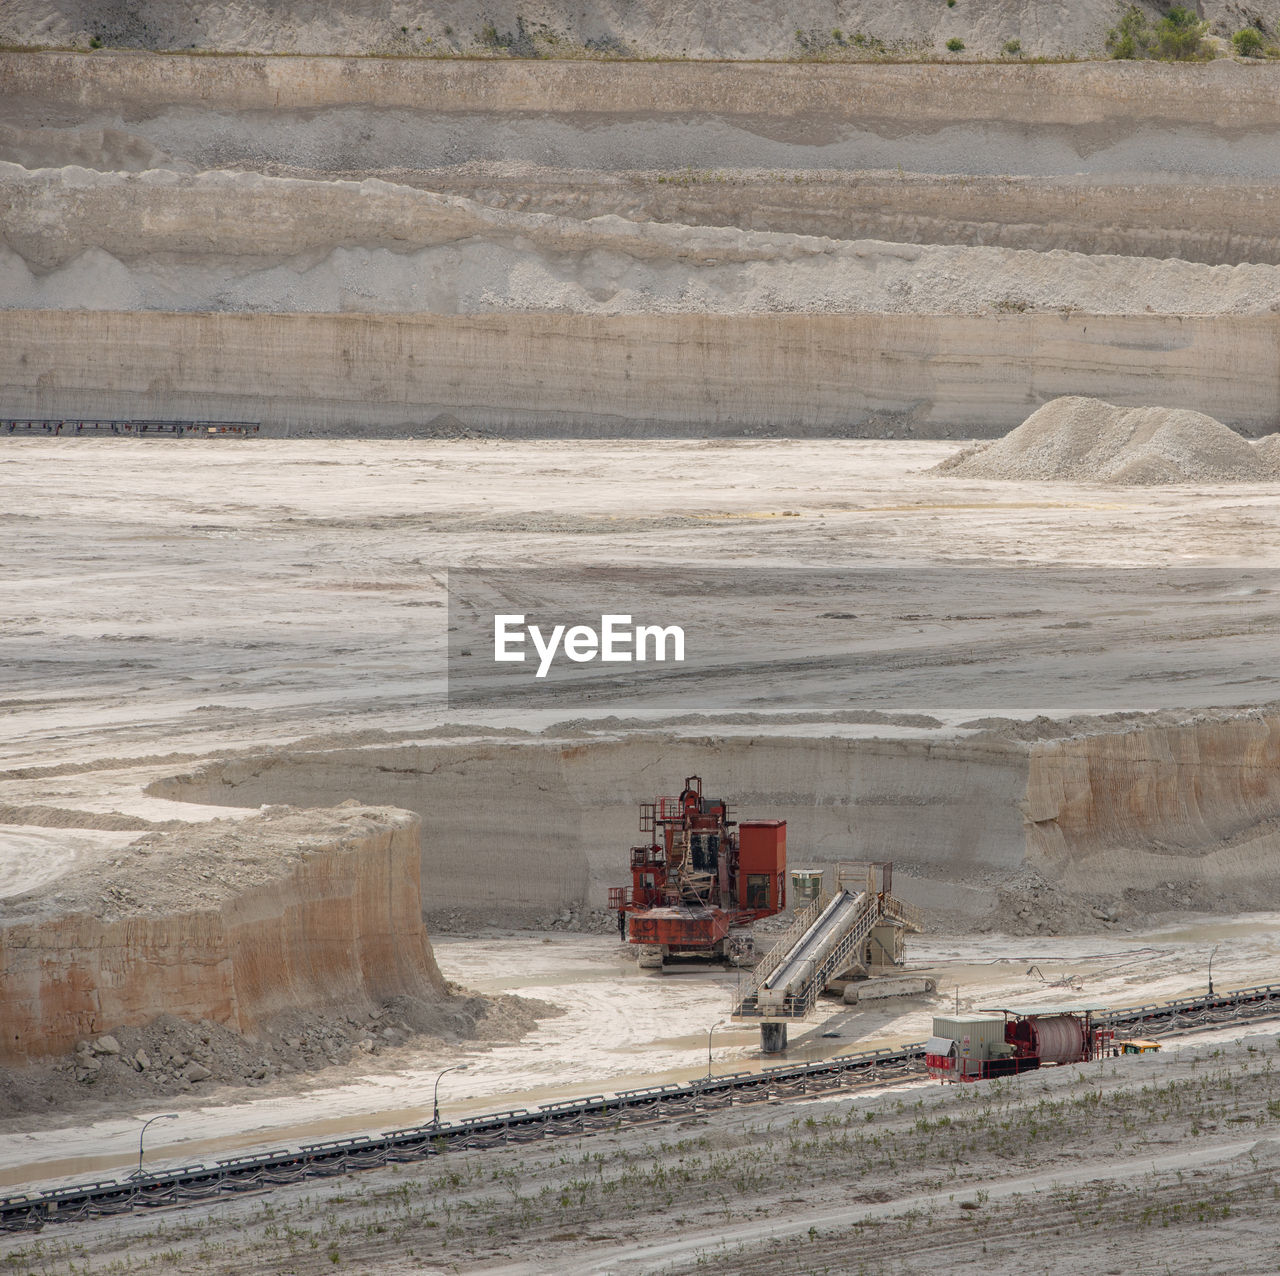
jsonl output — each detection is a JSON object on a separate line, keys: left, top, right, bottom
{"left": 732, "top": 862, "right": 922, "bottom": 1051}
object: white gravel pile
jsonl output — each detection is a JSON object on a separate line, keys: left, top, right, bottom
{"left": 1255, "top": 432, "right": 1280, "bottom": 478}
{"left": 935, "top": 396, "right": 1279, "bottom": 484}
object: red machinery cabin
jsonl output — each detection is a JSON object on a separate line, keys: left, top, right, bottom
{"left": 738, "top": 820, "right": 786, "bottom": 914}
{"left": 609, "top": 777, "right": 786, "bottom": 968}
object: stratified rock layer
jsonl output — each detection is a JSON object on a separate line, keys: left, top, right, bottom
{"left": 1026, "top": 716, "right": 1280, "bottom": 900}
{"left": 0, "top": 804, "right": 443, "bottom": 1063}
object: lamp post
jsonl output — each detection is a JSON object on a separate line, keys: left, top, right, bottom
{"left": 134, "top": 1113, "right": 178, "bottom": 1178}
{"left": 432, "top": 1063, "right": 469, "bottom": 1127}
{"left": 1208, "top": 944, "right": 1218, "bottom": 999}
{"left": 706, "top": 1021, "right": 725, "bottom": 1079}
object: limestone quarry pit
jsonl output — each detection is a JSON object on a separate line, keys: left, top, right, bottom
{"left": 2, "top": 437, "right": 1280, "bottom": 1199}
{"left": 6, "top": 22, "right": 1280, "bottom": 1273}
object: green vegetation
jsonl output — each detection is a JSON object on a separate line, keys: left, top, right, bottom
{"left": 793, "top": 27, "right": 890, "bottom": 57}
{"left": 5, "top": 1049, "right": 1278, "bottom": 1274}
{"left": 1002, "top": 37, "right": 1022, "bottom": 56}
{"left": 1232, "top": 26, "right": 1266, "bottom": 56}
{"left": 946, "top": 37, "right": 965, "bottom": 52}
{"left": 1106, "top": 5, "right": 1212, "bottom": 60}
{"left": 476, "top": 16, "right": 546, "bottom": 56}
{"left": 1156, "top": 5, "right": 1212, "bottom": 58}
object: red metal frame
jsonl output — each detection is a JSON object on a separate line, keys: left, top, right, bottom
{"left": 611, "top": 776, "right": 786, "bottom": 958}
{"left": 928, "top": 1010, "right": 1117, "bottom": 1083}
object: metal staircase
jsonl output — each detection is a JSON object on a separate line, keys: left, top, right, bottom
{"left": 732, "top": 862, "right": 922, "bottom": 1022}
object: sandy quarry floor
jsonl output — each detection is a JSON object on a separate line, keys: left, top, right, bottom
{"left": 3, "top": 437, "right": 1279, "bottom": 775}
{"left": 3, "top": 438, "right": 1280, "bottom": 1265}
{"left": 5, "top": 1032, "right": 1280, "bottom": 1274}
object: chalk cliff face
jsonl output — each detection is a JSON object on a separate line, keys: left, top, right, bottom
{"left": 6, "top": 309, "right": 1276, "bottom": 437}
{"left": 1026, "top": 715, "right": 1280, "bottom": 904}
{"left": 0, "top": 805, "right": 443, "bottom": 1064}
{"left": 154, "top": 733, "right": 1032, "bottom": 924}
{"left": 152, "top": 716, "right": 1280, "bottom": 927}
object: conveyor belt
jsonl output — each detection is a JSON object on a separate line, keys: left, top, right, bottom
{"left": 4, "top": 980, "right": 1279, "bottom": 1233}
{"left": 2, "top": 418, "right": 260, "bottom": 436}
{"left": 734, "top": 885, "right": 922, "bottom": 1019}
{"left": 754, "top": 888, "right": 876, "bottom": 1015}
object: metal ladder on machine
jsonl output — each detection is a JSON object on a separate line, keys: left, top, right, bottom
{"left": 731, "top": 862, "right": 923, "bottom": 1052}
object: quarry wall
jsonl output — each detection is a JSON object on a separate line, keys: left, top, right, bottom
{"left": 6, "top": 53, "right": 1280, "bottom": 131}
{"left": 153, "top": 722, "right": 1280, "bottom": 923}
{"left": 431, "top": 172, "right": 1280, "bottom": 269}
{"left": 1026, "top": 716, "right": 1280, "bottom": 905}
{"left": 7, "top": 55, "right": 1280, "bottom": 182}
{"left": 0, "top": 808, "right": 445, "bottom": 1063}
{"left": 150, "top": 735, "right": 1037, "bottom": 919}
{"left": 4, "top": 309, "right": 1276, "bottom": 434}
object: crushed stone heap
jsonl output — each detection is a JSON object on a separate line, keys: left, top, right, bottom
{"left": 933, "top": 396, "right": 1280, "bottom": 485}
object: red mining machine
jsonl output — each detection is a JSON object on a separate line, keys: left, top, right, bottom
{"left": 609, "top": 776, "right": 785, "bottom": 969}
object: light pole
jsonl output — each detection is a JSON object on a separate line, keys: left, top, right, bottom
{"left": 134, "top": 1113, "right": 178, "bottom": 1178}
{"left": 432, "top": 1063, "right": 469, "bottom": 1127}
{"left": 706, "top": 1020, "right": 725, "bottom": 1079}
{"left": 1208, "top": 944, "right": 1218, "bottom": 999}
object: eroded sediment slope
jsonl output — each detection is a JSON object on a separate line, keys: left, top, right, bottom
{"left": 10, "top": 166, "right": 1280, "bottom": 317}
{"left": 0, "top": 803, "right": 445, "bottom": 1063}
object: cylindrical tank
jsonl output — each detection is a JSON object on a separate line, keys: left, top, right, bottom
{"left": 1032, "top": 1014, "right": 1087, "bottom": 1064}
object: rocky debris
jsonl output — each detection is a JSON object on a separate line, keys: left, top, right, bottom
{"left": 988, "top": 870, "right": 1124, "bottom": 936}
{"left": 934, "top": 396, "right": 1280, "bottom": 485}
{"left": 425, "top": 906, "right": 617, "bottom": 935}
{"left": 534, "top": 907, "right": 616, "bottom": 935}
{"left": 0, "top": 990, "right": 556, "bottom": 1120}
